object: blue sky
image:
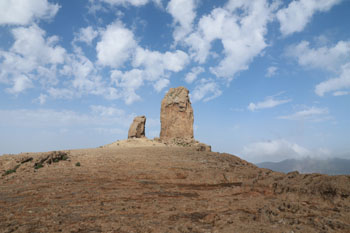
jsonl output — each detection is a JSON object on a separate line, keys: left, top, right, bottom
{"left": 0, "top": 0, "right": 349, "bottom": 163}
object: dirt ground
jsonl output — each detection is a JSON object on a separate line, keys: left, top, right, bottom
{"left": 1, "top": 140, "right": 350, "bottom": 233}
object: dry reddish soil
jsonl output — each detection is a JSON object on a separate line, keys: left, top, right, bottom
{"left": 1, "top": 144, "right": 350, "bottom": 233}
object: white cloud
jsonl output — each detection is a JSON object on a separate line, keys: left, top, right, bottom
{"left": 185, "top": 1, "right": 274, "bottom": 80}
{"left": 4, "top": 1, "right": 328, "bottom": 108}
{"left": 0, "top": 106, "right": 135, "bottom": 154}
{"left": 102, "top": 0, "right": 148, "bottom": 6}
{"left": 153, "top": 79, "right": 170, "bottom": 92}
{"left": 110, "top": 69, "right": 143, "bottom": 104}
{"left": 90, "top": 105, "right": 125, "bottom": 117}
{"left": 96, "top": 21, "right": 137, "bottom": 68}
{"left": 276, "top": 0, "right": 342, "bottom": 36}
{"left": 248, "top": 95, "right": 291, "bottom": 111}
{"left": 0, "top": 24, "right": 66, "bottom": 93}
{"left": 88, "top": 0, "right": 162, "bottom": 14}
{"left": 242, "top": 139, "right": 330, "bottom": 163}
{"left": 185, "top": 66, "right": 204, "bottom": 84}
{"left": 112, "top": 69, "right": 144, "bottom": 91}
{"left": 109, "top": 46, "right": 189, "bottom": 103}
{"left": 287, "top": 40, "right": 350, "bottom": 96}
{"left": 287, "top": 40, "right": 350, "bottom": 72}
{"left": 133, "top": 47, "right": 189, "bottom": 77}
{"left": 184, "top": 32, "right": 211, "bottom": 64}
{"left": 0, "top": 0, "right": 60, "bottom": 25}
{"left": 0, "top": 106, "right": 132, "bottom": 129}
{"left": 53, "top": 48, "right": 123, "bottom": 101}
{"left": 6, "top": 75, "right": 33, "bottom": 94}
{"left": 167, "top": 0, "right": 197, "bottom": 43}
{"left": 278, "top": 106, "right": 329, "bottom": 121}
{"left": 48, "top": 51, "right": 121, "bottom": 101}
{"left": 0, "top": 106, "right": 168, "bottom": 153}
{"left": 47, "top": 86, "right": 119, "bottom": 101}
{"left": 100, "top": 0, "right": 162, "bottom": 7}
{"left": 191, "top": 79, "right": 222, "bottom": 102}
{"left": 74, "top": 26, "right": 98, "bottom": 45}
{"left": 62, "top": 54, "right": 98, "bottom": 92}
{"left": 0, "top": 12, "right": 192, "bottom": 105}
{"left": 11, "top": 25, "right": 66, "bottom": 65}
{"left": 0, "top": 20, "right": 189, "bottom": 104}
{"left": 333, "top": 91, "right": 349, "bottom": 96}
{"left": 315, "top": 63, "right": 350, "bottom": 96}
{"left": 266, "top": 66, "right": 277, "bottom": 78}
{"left": 37, "top": 94, "right": 48, "bottom": 105}
{"left": 47, "top": 88, "right": 72, "bottom": 99}
{"left": 115, "top": 47, "right": 189, "bottom": 99}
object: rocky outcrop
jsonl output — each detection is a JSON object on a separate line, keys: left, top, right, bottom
{"left": 160, "top": 87, "right": 193, "bottom": 139}
{"left": 122, "top": 86, "right": 210, "bottom": 151}
{"left": 128, "top": 116, "right": 146, "bottom": 139}
{"left": 155, "top": 137, "right": 211, "bottom": 152}
{"left": 194, "top": 142, "right": 212, "bottom": 152}
{"left": 158, "top": 87, "right": 211, "bottom": 152}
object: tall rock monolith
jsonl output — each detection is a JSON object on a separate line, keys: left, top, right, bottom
{"left": 128, "top": 116, "right": 146, "bottom": 139}
{"left": 160, "top": 87, "right": 194, "bottom": 139}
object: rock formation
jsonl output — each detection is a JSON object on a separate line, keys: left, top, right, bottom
{"left": 128, "top": 116, "right": 146, "bottom": 139}
{"left": 160, "top": 87, "right": 193, "bottom": 139}
{"left": 124, "top": 86, "right": 210, "bottom": 151}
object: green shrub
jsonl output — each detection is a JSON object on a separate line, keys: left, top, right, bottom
{"left": 75, "top": 162, "right": 81, "bottom": 167}
{"left": 34, "top": 163, "right": 44, "bottom": 169}
{"left": 3, "top": 164, "right": 20, "bottom": 176}
{"left": 62, "top": 154, "right": 68, "bottom": 160}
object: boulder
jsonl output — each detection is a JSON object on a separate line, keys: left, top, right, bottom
{"left": 160, "top": 87, "right": 194, "bottom": 139}
{"left": 194, "top": 143, "right": 212, "bottom": 152}
{"left": 128, "top": 116, "right": 146, "bottom": 139}
{"left": 158, "top": 137, "right": 211, "bottom": 152}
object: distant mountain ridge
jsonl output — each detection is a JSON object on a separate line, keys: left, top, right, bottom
{"left": 257, "top": 157, "right": 350, "bottom": 175}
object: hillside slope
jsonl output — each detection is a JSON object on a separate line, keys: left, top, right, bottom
{"left": 1, "top": 143, "right": 350, "bottom": 233}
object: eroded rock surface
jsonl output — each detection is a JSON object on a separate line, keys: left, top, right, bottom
{"left": 155, "top": 137, "right": 211, "bottom": 152}
{"left": 128, "top": 116, "right": 146, "bottom": 139}
{"left": 160, "top": 87, "right": 193, "bottom": 139}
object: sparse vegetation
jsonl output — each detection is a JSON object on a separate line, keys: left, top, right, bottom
{"left": 34, "top": 163, "right": 44, "bottom": 170}
{"left": 47, "top": 151, "right": 68, "bottom": 164}
{"left": 75, "top": 162, "right": 81, "bottom": 167}
{"left": 3, "top": 164, "right": 20, "bottom": 176}
{"left": 21, "top": 157, "right": 33, "bottom": 164}
{"left": 33, "top": 151, "right": 69, "bottom": 170}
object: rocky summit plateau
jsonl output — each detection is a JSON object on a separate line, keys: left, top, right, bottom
{"left": 1, "top": 87, "right": 350, "bottom": 233}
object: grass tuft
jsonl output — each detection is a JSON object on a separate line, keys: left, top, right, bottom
{"left": 34, "top": 163, "right": 44, "bottom": 170}
{"left": 3, "top": 164, "right": 21, "bottom": 176}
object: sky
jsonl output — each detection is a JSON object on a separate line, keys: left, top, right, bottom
{"left": 0, "top": 0, "right": 349, "bottom": 163}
